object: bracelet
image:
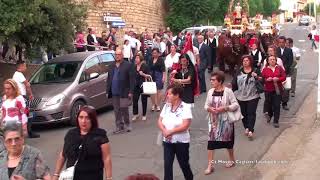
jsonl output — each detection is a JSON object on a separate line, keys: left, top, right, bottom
{"left": 53, "top": 173, "right": 60, "bottom": 177}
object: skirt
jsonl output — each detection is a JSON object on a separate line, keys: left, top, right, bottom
{"left": 153, "top": 71, "right": 164, "bottom": 90}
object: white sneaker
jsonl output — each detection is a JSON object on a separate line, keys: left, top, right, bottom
{"left": 132, "top": 115, "right": 139, "bottom": 121}
{"left": 142, "top": 116, "right": 147, "bottom": 121}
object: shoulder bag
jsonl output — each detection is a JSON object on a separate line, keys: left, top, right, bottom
{"left": 226, "top": 91, "right": 243, "bottom": 123}
{"left": 142, "top": 76, "right": 157, "bottom": 95}
{"left": 59, "top": 144, "right": 82, "bottom": 180}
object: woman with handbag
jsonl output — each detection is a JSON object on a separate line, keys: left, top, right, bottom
{"left": 132, "top": 52, "right": 151, "bottom": 121}
{"left": 261, "top": 55, "right": 286, "bottom": 128}
{"left": 232, "top": 55, "right": 261, "bottom": 140}
{"left": 53, "top": 106, "right": 112, "bottom": 180}
{"left": 204, "top": 71, "right": 240, "bottom": 175}
{"left": 0, "top": 123, "right": 51, "bottom": 180}
{"left": 1, "top": 79, "right": 28, "bottom": 136}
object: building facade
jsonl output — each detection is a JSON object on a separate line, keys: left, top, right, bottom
{"left": 76, "top": 0, "right": 168, "bottom": 36}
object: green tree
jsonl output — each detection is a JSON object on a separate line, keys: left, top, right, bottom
{"left": 166, "top": 0, "right": 211, "bottom": 33}
{"left": 262, "top": 0, "right": 280, "bottom": 16}
{"left": 0, "top": 0, "right": 87, "bottom": 61}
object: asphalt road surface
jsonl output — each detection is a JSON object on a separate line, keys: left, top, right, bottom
{"left": 27, "top": 23, "right": 318, "bottom": 180}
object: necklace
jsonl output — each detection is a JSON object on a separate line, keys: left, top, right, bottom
{"left": 8, "top": 146, "right": 24, "bottom": 160}
{"left": 171, "top": 100, "right": 182, "bottom": 113}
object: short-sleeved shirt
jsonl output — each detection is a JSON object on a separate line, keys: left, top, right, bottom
{"left": 63, "top": 128, "right": 109, "bottom": 179}
{"left": 1, "top": 95, "right": 28, "bottom": 125}
{"left": 160, "top": 102, "right": 192, "bottom": 143}
{"left": 12, "top": 71, "right": 27, "bottom": 96}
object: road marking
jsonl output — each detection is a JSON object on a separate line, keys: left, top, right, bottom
{"left": 298, "top": 40, "right": 306, "bottom": 42}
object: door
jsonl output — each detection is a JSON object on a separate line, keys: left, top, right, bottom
{"left": 78, "top": 56, "right": 103, "bottom": 108}
{"left": 98, "top": 53, "right": 115, "bottom": 107}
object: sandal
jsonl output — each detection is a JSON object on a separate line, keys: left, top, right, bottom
{"left": 248, "top": 132, "right": 254, "bottom": 141}
{"left": 245, "top": 128, "right": 249, "bottom": 136}
{"left": 225, "top": 161, "right": 235, "bottom": 168}
{"left": 204, "top": 165, "right": 215, "bottom": 175}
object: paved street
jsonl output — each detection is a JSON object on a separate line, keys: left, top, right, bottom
{"left": 27, "top": 23, "right": 318, "bottom": 180}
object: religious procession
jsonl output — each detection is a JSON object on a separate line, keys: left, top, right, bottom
{"left": 0, "top": 0, "right": 318, "bottom": 179}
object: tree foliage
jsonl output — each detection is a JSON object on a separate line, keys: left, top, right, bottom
{"left": 166, "top": 0, "right": 281, "bottom": 33}
{"left": 249, "top": 0, "right": 280, "bottom": 17}
{"left": 0, "top": 0, "right": 87, "bottom": 60}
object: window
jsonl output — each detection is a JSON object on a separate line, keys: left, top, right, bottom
{"left": 100, "top": 53, "right": 115, "bottom": 74}
{"left": 80, "top": 56, "right": 101, "bottom": 82}
{"left": 101, "top": 53, "right": 114, "bottom": 65}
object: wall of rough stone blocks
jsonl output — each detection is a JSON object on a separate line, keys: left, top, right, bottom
{"left": 77, "top": 0, "right": 167, "bottom": 42}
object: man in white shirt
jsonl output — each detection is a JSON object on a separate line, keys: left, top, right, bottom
{"left": 13, "top": 61, "right": 40, "bottom": 138}
{"left": 286, "top": 38, "right": 301, "bottom": 97}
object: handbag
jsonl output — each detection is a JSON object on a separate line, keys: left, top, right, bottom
{"left": 282, "top": 77, "right": 291, "bottom": 90}
{"left": 226, "top": 97, "right": 243, "bottom": 123}
{"left": 142, "top": 76, "right": 157, "bottom": 95}
{"left": 59, "top": 144, "right": 82, "bottom": 180}
{"left": 255, "top": 78, "right": 264, "bottom": 94}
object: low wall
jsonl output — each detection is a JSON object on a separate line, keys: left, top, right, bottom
{"left": 0, "top": 63, "right": 40, "bottom": 94}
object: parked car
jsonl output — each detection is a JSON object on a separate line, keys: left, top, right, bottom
{"left": 286, "top": 17, "right": 293, "bottom": 23}
{"left": 28, "top": 51, "right": 114, "bottom": 125}
{"left": 181, "top": 26, "right": 218, "bottom": 35}
{"left": 299, "top": 17, "right": 309, "bottom": 26}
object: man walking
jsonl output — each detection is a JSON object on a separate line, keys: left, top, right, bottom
{"left": 198, "top": 35, "right": 211, "bottom": 93}
{"left": 106, "top": 48, "right": 135, "bottom": 134}
{"left": 205, "top": 30, "right": 218, "bottom": 73}
{"left": 12, "top": 61, "right": 40, "bottom": 138}
{"left": 276, "top": 36, "right": 293, "bottom": 110}
{"left": 286, "top": 38, "right": 301, "bottom": 97}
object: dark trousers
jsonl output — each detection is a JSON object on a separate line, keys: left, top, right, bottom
{"left": 198, "top": 69, "right": 206, "bottom": 93}
{"left": 208, "top": 49, "right": 216, "bottom": 71}
{"left": 281, "top": 89, "right": 290, "bottom": 107}
{"left": 112, "top": 96, "right": 130, "bottom": 129}
{"left": 132, "top": 89, "right": 148, "bottom": 116}
{"left": 163, "top": 142, "right": 193, "bottom": 180}
{"left": 23, "top": 96, "right": 34, "bottom": 136}
{"left": 238, "top": 98, "right": 259, "bottom": 132}
{"left": 265, "top": 91, "right": 281, "bottom": 124}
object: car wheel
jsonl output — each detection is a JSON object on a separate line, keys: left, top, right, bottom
{"left": 70, "top": 100, "right": 86, "bottom": 126}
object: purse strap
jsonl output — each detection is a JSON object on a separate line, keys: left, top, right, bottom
{"left": 74, "top": 144, "right": 83, "bottom": 166}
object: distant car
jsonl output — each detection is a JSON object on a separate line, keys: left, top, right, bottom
{"left": 29, "top": 51, "right": 115, "bottom": 125}
{"left": 299, "top": 17, "right": 309, "bottom": 26}
{"left": 181, "top": 26, "right": 218, "bottom": 35}
{"left": 286, "top": 17, "right": 293, "bottom": 23}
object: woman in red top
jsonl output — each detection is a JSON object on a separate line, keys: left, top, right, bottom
{"left": 261, "top": 55, "right": 286, "bottom": 128}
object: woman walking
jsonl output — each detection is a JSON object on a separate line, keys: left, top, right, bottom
{"left": 261, "top": 55, "right": 286, "bottom": 128}
{"left": 132, "top": 52, "right": 151, "bottom": 121}
{"left": 53, "top": 106, "right": 112, "bottom": 180}
{"left": 150, "top": 48, "right": 166, "bottom": 111}
{"left": 158, "top": 84, "right": 193, "bottom": 180}
{"left": 232, "top": 55, "right": 261, "bottom": 140}
{"left": 1, "top": 79, "right": 28, "bottom": 135}
{"left": 171, "top": 54, "right": 195, "bottom": 106}
{"left": 0, "top": 123, "right": 51, "bottom": 180}
{"left": 204, "top": 71, "right": 239, "bottom": 175}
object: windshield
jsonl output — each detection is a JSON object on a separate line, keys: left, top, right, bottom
{"left": 30, "top": 62, "right": 82, "bottom": 84}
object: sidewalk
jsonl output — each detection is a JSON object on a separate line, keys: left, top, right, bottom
{"left": 241, "top": 87, "right": 320, "bottom": 180}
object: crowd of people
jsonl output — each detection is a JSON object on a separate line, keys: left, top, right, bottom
{"left": 0, "top": 22, "right": 302, "bottom": 179}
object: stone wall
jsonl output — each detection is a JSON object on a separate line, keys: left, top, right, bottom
{"left": 78, "top": 0, "right": 168, "bottom": 39}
